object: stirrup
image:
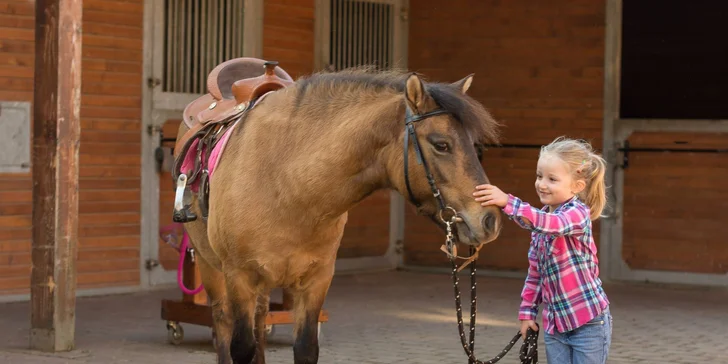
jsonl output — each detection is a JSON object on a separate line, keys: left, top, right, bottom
{"left": 172, "top": 174, "right": 197, "bottom": 223}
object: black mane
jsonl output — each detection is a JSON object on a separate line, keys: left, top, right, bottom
{"left": 296, "top": 67, "right": 501, "bottom": 144}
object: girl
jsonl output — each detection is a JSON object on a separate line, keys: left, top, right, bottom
{"left": 473, "top": 137, "right": 612, "bottom": 364}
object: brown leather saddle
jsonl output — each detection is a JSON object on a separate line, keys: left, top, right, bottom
{"left": 171, "top": 58, "right": 294, "bottom": 222}
{"left": 176, "top": 58, "right": 294, "bottom": 156}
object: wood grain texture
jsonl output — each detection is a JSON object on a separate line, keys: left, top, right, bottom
{"left": 405, "top": 0, "right": 606, "bottom": 270}
{"left": 0, "top": 0, "right": 144, "bottom": 296}
{"left": 29, "top": 0, "right": 82, "bottom": 352}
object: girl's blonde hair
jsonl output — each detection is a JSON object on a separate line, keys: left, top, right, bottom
{"left": 540, "top": 136, "right": 607, "bottom": 220}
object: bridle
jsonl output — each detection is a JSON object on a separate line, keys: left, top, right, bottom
{"left": 401, "top": 100, "right": 539, "bottom": 364}
{"left": 402, "top": 104, "right": 457, "bottom": 222}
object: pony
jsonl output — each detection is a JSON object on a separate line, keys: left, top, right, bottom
{"left": 175, "top": 67, "right": 503, "bottom": 364}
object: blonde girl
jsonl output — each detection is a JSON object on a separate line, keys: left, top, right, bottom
{"left": 473, "top": 136, "right": 612, "bottom": 364}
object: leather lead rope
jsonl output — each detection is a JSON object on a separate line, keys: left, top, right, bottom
{"left": 449, "top": 245, "right": 539, "bottom": 364}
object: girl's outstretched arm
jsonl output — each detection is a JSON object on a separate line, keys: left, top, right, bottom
{"left": 474, "top": 184, "right": 589, "bottom": 236}
{"left": 502, "top": 194, "right": 589, "bottom": 236}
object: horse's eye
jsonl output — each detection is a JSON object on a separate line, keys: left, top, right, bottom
{"left": 434, "top": 142, "right": 450, "bottom": 153}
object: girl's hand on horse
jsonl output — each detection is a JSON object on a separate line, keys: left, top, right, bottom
{"left": 520, "top": 319, "right": 539, "bottom": 339}
{"left": 473, "top": 184, "right": 508, "bottom": 208}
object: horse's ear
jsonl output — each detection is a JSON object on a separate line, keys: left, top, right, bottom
{"left": 452, "top": 74, "right": 474, "bottom": 95}
{"left": 405, "top": 73, "right": 430, "bottom": 114}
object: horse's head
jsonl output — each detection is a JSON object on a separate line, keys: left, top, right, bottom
{"left": 390, "top": 73, "right": 502, "bottom": 246}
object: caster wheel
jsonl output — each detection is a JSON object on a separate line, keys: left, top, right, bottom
{"left": 166, "top": 321, "right": 184, "bottom": 345}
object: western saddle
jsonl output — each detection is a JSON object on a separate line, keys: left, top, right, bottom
{"left": 172, "top": 58, "right": 295, "bottom": 223}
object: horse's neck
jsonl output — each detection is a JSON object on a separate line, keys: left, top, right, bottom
{"left": 244, "top": 89, "right": 402, "bottom": 220}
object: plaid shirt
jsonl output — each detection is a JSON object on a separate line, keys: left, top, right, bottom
{"left": 502, "top": 194, "right": 609, "bottom": 335}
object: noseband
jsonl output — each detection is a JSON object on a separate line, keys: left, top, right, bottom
{"left": 402, "top": 104, "right": 458, "bottom": 223}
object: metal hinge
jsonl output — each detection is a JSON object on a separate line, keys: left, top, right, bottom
{"left": 400, "top": 6, "right": 408, "bottom": 21}
{"left": 147, "top": 124, "right": 162, "bottom": 136}
{"left": 145, "top": 259, "right": 160, "bottom": 270}
{"left": 147, "top": 77, "right": 161, "bottom": 89}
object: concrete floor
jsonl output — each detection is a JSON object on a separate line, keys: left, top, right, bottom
{"left": 1, "top": 270, "right": 726, "bottom": 363}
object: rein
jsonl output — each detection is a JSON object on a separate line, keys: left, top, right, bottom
{"left": 402, "top": 103, "right": 539, "bottom": 364}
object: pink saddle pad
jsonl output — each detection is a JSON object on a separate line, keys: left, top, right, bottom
{"left": 179, "top": 91, "right": 273, "bottom": 192}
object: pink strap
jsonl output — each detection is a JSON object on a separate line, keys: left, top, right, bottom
{"left": 177, "top": 231, "right": 205, "bottom": 295}
{"left": 179, "top": 91, "right": 275, "bottom": 192}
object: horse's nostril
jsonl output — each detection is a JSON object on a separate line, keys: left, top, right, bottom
{"left": 482, "top": 213, "right": 497, "bottom": 232}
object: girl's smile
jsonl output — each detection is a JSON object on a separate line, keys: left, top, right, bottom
{"left": 535, "top": 155, "right": 583, "bottom": 211}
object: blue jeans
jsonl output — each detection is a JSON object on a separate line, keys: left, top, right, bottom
{"left": 544, "top": 307, "right": 612, "bottom": 364}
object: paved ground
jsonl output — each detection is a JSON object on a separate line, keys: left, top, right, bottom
{"left": 1, "top": 270, "right": 726, "bottom": 363}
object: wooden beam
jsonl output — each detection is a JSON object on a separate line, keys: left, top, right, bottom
{"left": 30, "top": 0, "right": 83, "bottom": 352}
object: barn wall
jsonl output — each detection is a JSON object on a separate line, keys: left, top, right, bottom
{"left": 404, "top": 1, "right": 607, "bottom": 270}
{"left": 621, "top": 132, "right": 728, "bottom": 274}
{"left": 611, "top": 1, "right": 728, "bottom": 280}
{"left": 0, "top": 0, "right": 35, "bottom": 296}
{"left": 0, "top": 0, "right": 145, "bottom": 296}
{"left": 263, "top": 0, "right": 316, "bottom": 79}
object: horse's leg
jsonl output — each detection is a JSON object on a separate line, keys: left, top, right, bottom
{"left": 291, "top": 269, "right": 334, "bottom": 364}
{"left": 254, "top": 290, "right": 271, "bottom": 364}
{"left": 196, "top": 255, "right": 234, "bottom": 364}
{"left": 225, "top": 269, "right": 260, "bottom": 364}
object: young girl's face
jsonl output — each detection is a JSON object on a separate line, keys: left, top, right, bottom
{"left": 534, "top": 154, "right": 583, "bottom": 210}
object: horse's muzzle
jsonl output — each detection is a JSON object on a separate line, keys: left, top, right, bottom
{"left": 457, "top": 208, "right": 502, "bottom": 246}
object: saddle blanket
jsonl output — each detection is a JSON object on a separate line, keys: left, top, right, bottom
{"left": 179, "top": 91, "right": 273, "bottom": 192}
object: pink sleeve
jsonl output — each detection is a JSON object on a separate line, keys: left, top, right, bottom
{"left": 518, "top": 243, "right": 541, "bottom": 320}
{"left": 503, "top": 194, "right": 589, "bottom": 236}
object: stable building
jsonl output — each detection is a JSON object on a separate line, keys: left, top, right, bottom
{"left": 0, "top": 0, "right": 725, "bottom": 306}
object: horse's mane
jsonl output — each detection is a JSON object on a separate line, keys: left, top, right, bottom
{"left": 294, "top": 67, "right": 501, "bottom": 144}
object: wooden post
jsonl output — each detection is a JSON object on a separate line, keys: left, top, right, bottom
{"left": 30, "top": 0, "right": 83, "bottom": 352}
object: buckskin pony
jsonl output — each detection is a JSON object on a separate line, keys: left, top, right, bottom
{"left": 172, "top": 59, "right": 503, "bottom": 364}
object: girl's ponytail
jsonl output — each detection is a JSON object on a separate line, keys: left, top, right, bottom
{"left": 541, "top": 136, "right": 608, "bottom": 220}
{"left": 581, "top": 152, "right": 607, "bottom": 220}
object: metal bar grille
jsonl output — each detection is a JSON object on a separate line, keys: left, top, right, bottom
{"left": 329, "top": 0, "right": 393, "bottom": 71}
{"left": 162, "top": 0, "right": 246, "bottom": 94}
